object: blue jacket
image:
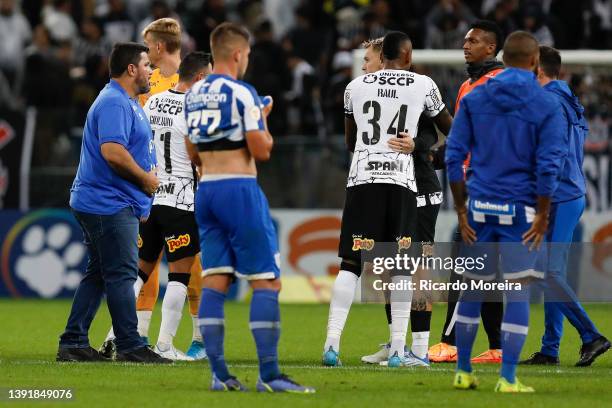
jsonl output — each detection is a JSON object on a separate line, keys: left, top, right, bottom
{"left": 446, "top": 68, "right": 567, "bottom": 206}
{"left": 544, "top": 80, "right": 587, "bottom": 203}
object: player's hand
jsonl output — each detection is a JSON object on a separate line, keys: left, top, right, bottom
{"left": 142, "top": 169, "right": 159, "bottom": 196}
{"left": 522, "top": 212, "right": 548, "bottom": 251}
{"left": 456, "top": 207, "right": 476, "bottom": 245}
{"left": 262, "top": 96, "right": 273, "bottom": 117}
{"left": 388, "top": 132, "right": 415, "bottom": 154}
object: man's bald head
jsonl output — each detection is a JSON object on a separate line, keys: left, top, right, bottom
{"left": 502, "top": 31, "right": 540, "bottom": 71}
{"left": 382, "top": 31, "right": 412, "bottom": 70}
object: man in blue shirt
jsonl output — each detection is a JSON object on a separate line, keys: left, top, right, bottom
{"left": 57, "top": 42, "right": 170, "bottom": 364}
{"left": 521, "top": 46, "right": 610, "bottom": 367}
{"left": 446, "top": 32, "right": 566, "bottom": 392}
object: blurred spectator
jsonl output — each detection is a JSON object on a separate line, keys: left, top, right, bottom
{"left": 100, "top": 0, "right": 135, "bottom": 44}
{"left": 325, "top": 51, "right": 353, "bottom": 134}
{"left": 245, "top": 20, "right": 291, "bottom": 135}
{"left": 587, "top": 0, "right": 612, "bottom": 49}
{"left": 518, "top": 1, "right": 554, "bottom": 46}
{"left": 42, "top": 0, "right": 78, "bottom": 42}
{"left": 426, "top": 0, "right": 475, "bottom": 49}
{"left": 24, "top": 25, "right": 73, "bottom": 165}
{"left": 548, "top": 0, "right": 587, "bottom": 49}
{"left": 283, "top": 5, "right": 330, "bottom": 67}
{"left": 263, "top": 0, "right": 300, "bottom": 39}
{"left": 72, "top": 18, "right": 112, "bottom": 67}
{"left": 191, "top": 0, "right": 228, "bottom": 52}
{"left": 484, "top": 0, "right": 518, "bottom": 41}
{"left": 286, "top": 53, "right": 316, "bottom": 134}
{"left": 0, "top": 0, "right": 32, "bottom": 92}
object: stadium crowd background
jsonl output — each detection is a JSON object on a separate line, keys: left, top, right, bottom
{"left": 1, "top": 0, "right": 611, "bottom": 207}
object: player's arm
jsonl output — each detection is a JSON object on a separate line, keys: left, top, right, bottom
{"left": 522, "top": 105, "right": 569, "bottom": 250}
{"left": 431, "top": 108, "right": 453, "bottom": 136}
{"left": 184, "top": 136, "right": 201, "bottom": 167}
{"left": 345, "top": 115, "right": 357, "bottom": 152}
{"left": 245, "top": 95, "right": 274, "bottom": 162}
{"left": 445, "top": 101, "right": 475, "bottom": 244}
{"left": 101, "top": 143, "right": 159, "bottom": 195}
{"left": 343, "top": 82, "right": 356, "bottom": 152}
{"left": 97, "top": 104, "right": 158, "bottom": 195}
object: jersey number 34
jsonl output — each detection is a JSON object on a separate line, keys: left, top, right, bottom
{"left": 362, "top": 100, "right": 408, "bottom": 145}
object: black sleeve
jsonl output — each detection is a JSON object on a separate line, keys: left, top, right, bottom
{"left": 431, "top": 144, "right": 446, "bottom": 170}
{"left": 414, "top": 115, "right": 438, "bottom": 153}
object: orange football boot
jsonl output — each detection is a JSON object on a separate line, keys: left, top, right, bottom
{"left": 428, "top": 342, "right": 457, "bottom": 362}
{"left": 471, "top": 349, "right": 502, "bottom": 364}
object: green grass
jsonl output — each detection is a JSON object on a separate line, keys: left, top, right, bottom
{"left": 0, "top": 300, "right": 611, "bottom": 407}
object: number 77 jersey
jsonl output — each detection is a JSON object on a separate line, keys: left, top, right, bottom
{"left": 344, "top": 69, "right": 445, "bottom": 191}
{"left": 184, "top": 74, "right": 264, "bottom": 151}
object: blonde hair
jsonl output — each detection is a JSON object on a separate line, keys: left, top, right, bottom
{"left": 142, "top": 18, "right": 182, "bottom": 53}
{"left": 361, "top": 37, "right": 384, "bottom": 53}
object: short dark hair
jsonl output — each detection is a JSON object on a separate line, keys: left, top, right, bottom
{"left": 502, "top": 31, "right": 539, "bottom": 67}
{"left": 539, "top": 45, "right": 561, "bottom": 78}
{"left": 109, "top": 42, "right": 148, "bottom": 78}
{"left": 210, "top": 22, "right": 250, "bottom": 59}
{"left": 470, "top": 20, "right": 504, "bottom": 55}
{"left": 178, "top": 51, "right": 211, "bottom": 81}
{"left": 382, "top": 31, "right": 411, "bottom": 61}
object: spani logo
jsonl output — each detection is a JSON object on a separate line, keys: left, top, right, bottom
{"left": 1, "top": 210, "right": 86, "bottom": 298}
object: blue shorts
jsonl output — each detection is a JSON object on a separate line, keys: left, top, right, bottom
{"left": 194, "top": 176, "right": 280, "bottom": 280}
{"left": 461, "top": 198, "right": 546, "bottom": 281}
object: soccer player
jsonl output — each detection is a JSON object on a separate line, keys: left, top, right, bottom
{"left": 323, "top": 31, "right": 452, "bottom": 368}
{"left": 100, "top": 18, "right": 207, "bottom": 360}
{"left": 358, "top": 38, "right": 441, "bottom": 367}
{"left": 429, "top": 20, "right": 506, "bottom": 364}
{"left": 134, "top": 51, "right": 211, "bottom": 360}
{"left": 185, "top": 22, "right": 314, "bottom": 393}
{"left": 520, "top": 46, "right": 610, "bottom": 367}
{"left": 446, "top": 31, "right": 566, "bottom": 392}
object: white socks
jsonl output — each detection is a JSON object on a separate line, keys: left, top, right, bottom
{"left": 105, "top": 276, "right": 145, "bottom": 341}
{"left": 137, "top": 310, "right": 152, "bottom": 338}
{"left": 192, "top": 315, "right": 203, "bottom": 342}
{"left": 324, "top": 270, "right": 358, "bottom": 353}
{"left": 157, "top": 281, "right": 187, "bottom": 345}
{"left": 390, "top": 275, "right": 413, "bottom": 357}
{"left": 412, "top": 331, "right": 430, "bottom": 359}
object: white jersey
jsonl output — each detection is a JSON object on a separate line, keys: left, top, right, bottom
{"left": 143, "top": 89, "right": 196, "bottom": 211}
{"left": 344, "top": 69, "right": 445, "bottom": 191}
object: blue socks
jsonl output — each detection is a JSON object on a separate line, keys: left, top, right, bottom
{"left": 501, "top": 288, "right": 530, "bottom": 384}
{"left": 199, "top": 288, "right": 231, "bottom": 381}
{"left": 456, "top": 299, "right": 482, "bottom": 373}
{"left": 250, "top": 289, "right": 281, "bottom": 382}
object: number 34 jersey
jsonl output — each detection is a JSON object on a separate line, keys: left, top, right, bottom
{"left": 344, "top": 69, "right": 445, "bottom": 191}
{"left": 142, "top": 89, "right": 196, "bottom": 211}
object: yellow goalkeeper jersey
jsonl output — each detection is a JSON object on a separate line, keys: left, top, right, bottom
{"left": 138, "top": 68, "right": 179, "bottom": 106}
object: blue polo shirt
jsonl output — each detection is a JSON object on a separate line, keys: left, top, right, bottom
{"left": 70, "top": 80, "right": 156, "bottom": 218}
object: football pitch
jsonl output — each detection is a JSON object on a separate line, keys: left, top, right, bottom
{"left": 1, "top": 300, "right": 611, "bottom": 407}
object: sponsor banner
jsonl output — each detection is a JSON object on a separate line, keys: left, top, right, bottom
{"left": 1, "top": 209, "right": 611, "bottom": 302}
{"left": 0, "top": 110, "right": 25, "bottom": 208}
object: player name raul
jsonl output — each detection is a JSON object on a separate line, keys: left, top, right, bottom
{"left": 372, "top": 279, "right": 522, "bottom": 292}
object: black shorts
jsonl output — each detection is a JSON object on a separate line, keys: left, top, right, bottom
{"left": 338, "top": 183, "right": 417, "bottom": 264}
{"left": 138, "top": 205, "right": 200, "bottom": 263}
{"left": 417, "top": 203, "right": 440, "bottom": 244}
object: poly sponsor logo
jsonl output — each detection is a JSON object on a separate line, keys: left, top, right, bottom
{"left": 366, "top": 160, "right": 404, "bottom": 172}
{"left": 352, "top": 237, "right": 375, "bottom": 251}
{"left": 397, "top": 236, "right": 412, "bottom": 251}
{"left": 137, "top": 234, "right": 143, "bottom": 248}
{"left": 362, "top": 73, "right": 415, "bottom": 86}
{"left": 166, "top": 234, "right": 191, "bottom": 253}
{"left": 186, "top": 92, "right": 227, "bottom": 106}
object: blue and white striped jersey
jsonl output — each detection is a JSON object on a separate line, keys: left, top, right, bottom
{"left": 185, "top": 73, "right": 265, "bottom": 151}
